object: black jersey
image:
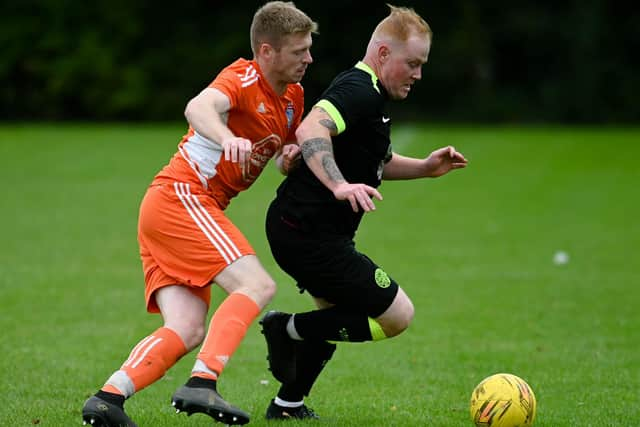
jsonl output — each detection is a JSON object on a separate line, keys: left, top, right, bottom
{"left": 275, "top": 61, "right": 392, "bottom": 237}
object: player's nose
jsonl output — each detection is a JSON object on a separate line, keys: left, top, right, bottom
{"left": 413, "top": 66, "right": 422, "bottom": 81}
{"left": 304, "top": 50, "right": 313, "bottom": 64}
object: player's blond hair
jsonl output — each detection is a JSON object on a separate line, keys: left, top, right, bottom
{"left": 250, "top": 1, "right": 318, "bottom": 54}
{"left": 373, "top": 4, "right": 431, "bottom": 42}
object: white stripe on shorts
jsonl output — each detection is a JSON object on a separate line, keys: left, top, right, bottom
{"left": 173, "top": 182, "right": 241, "bottom": 265}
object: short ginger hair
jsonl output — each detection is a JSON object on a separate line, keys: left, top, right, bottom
{"left": 250, "top": 1, "right": 318, "bottom": 53}
{"left": 373, "top": 4, "right": 431, "bottom": 42}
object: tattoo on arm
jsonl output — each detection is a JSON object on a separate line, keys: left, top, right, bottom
{"left": 319, "top": 119, "right": 338, "bottom": 134}
{"left": 301, "top": 137, "right": 345, "bottom": 183}
{"left": 314, "top": 106, "right": 338, "bottom": 134}
{"left": 321, "top": 154, "right": 345, "bottom": 183}
{"left": 301, "top": 137, "right": 330, "bottom": 160}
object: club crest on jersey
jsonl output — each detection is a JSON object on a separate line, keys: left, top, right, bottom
{"left": 242, "top": 134, "right": 281, "bottom": 183}
{"left": 285, "top": 103, "right": 295, "bottom": 130}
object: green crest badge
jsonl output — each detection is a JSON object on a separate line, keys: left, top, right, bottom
{"left": 375, "top": 268, "right": 391, "bottom": 288}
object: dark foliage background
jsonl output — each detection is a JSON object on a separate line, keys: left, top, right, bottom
{"left": 2, "top": 0, "right": 638, "bottom": 123}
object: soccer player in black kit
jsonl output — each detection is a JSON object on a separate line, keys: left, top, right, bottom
{"left": 260, "top": 4, "right": 468, "bottom": 420}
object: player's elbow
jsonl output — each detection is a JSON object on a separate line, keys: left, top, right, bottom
{"left": 295, "top": 122, "right": 313, "bottom": 145}
{"left": 184, "top": 98, "right": 199, "bottom": 123}
{"left": 184, "top": 92, "right": 214, "bottom": 126}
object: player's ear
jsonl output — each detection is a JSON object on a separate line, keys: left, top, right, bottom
{"left": 258, "top": 42, "right": 274, "bottom": 60}
{"left": 378, "top": 43, "right": 391, "bottom": 64}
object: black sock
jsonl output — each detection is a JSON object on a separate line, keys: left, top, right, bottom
{"left": 277, "top": 386, "right": 304, "bottom": 403}
{"left": 294, "top": 306, "right": 372, "bottom": 342}
{"left": 96, "top": 390, "right": 125, "bottom": 408}
{"left": 186, "top": 376, "right": 217, "bottom": 391}
{"left": 278, "top": 340, "right": 337, "bottom": 402}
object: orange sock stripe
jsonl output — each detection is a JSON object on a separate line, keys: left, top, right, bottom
{"left": 191, "top": 372, "right": 218, "bottom": 381}
{"left": 197, "top": 293, "right": 261, "bottom": 375}
{"left": 121, "top": 327, "right": 187, "bottom": 394}
{"left": 101, "top": 384, "right": 123, "bottom": 396}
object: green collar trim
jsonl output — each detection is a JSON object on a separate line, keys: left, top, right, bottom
{"left": 355, "top": 61, "right": 380, "bottom": 93}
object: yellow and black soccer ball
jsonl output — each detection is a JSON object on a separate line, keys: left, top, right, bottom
{"left": 470, "top": 373, "right": 537, "bottom": 427}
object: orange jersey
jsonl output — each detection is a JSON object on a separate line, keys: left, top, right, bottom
{"left": 153, "top": 58, "right": 304, "bottom": 209}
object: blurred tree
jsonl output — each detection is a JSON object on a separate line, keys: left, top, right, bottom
{"left": 1, "top": 0, "right": 638, "bottom": 122}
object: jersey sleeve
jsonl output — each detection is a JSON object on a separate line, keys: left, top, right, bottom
{"left": 209, "top": 66, "right": 242, "bottom": 109}
{"left": 315, "top": 77, "right": 378, "bottom": 135}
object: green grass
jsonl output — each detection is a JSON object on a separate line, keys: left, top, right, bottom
{"left": 1, "top": 123, "right": 638, "bottom": 426}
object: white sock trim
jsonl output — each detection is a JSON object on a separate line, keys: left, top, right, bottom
{"left": 275, "top": 396, "right": 304, "bottom": 407}
{"left": 191, "top": 358, "right": 217, "bottom": 377}
{"left": 286, "top": 315, "right": 303, "bottom": 341}
{"left": 105, "top": 370, "right": 135, "bottom": 398}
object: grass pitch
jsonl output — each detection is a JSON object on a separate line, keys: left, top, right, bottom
{"left": 0, "top": 123, "right": 638, "bottom": 426}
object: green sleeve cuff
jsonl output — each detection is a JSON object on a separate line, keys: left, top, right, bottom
{"left": 315, "top": 99, "right": 346, "bottom": 134}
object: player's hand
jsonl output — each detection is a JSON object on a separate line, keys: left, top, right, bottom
{"left": 221, "top": 136, "right": 252, "bottom": 167}
{"left": 424, "top": 145, "right": 468, "bottom": 177}
{"left": 281, "top": 144, "right": 301, "bottom": 174}
{"left": 333, "top": 182, "right": 383, "bottom": 213}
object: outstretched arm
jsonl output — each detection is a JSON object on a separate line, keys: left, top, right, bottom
{"left": 383, "top": 145, "right": 468, "bottom": 180}
{"left": 295, "top": 106, "right": 382, "bottom": 212}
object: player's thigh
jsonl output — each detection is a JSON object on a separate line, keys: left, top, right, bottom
{"left": 156, "top": 285, "right": 208, "bottom": 324}
{"left": 300, "top": 241, "right": 399, "bottom": 318}
{"left": 265, "top": 203, "right": 398, "bottom": 316}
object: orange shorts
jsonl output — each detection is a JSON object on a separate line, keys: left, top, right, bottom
{"left": 138, "top": 181, "right": 255, "bottom": 313}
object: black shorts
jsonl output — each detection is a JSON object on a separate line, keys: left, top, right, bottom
{"left": 265, "top": 198, "right": 399, "bottom": 318}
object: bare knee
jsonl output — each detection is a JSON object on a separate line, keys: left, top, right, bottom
{"left": 166, "top": 317, "right": 206, "bottom": 351}
{"left": 214, "top": 256, "right": 277, "bottom": 309}
{"left": 252, "top": 276, "right": 277, "bottom": 307}
{"left": 376, "top": 289, "right": 415, "bottom": 338}
{"left": 381, "top": 306, "right": 414, "bottom": 337}
{"left": 156, "top": 285, "right": 208, "bottom": 351}
{"left": 230, "top": 275, "right": 276, "bottom": 309}
{"left": 264, "top": 279, "right": 277, "bottom": 303}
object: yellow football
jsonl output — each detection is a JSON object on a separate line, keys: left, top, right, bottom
{"left": 470, "top": 373, "right": 536, "bottom": 427}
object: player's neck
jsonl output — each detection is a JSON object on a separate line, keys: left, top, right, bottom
{"left": 361, "top": 57, "right": 381, "bottom": 79}
{"left": 264, "top": 75, "right": 287, "bottom": 97}
{"left": 255, "top": 59, "right": 287, "bottom": 96}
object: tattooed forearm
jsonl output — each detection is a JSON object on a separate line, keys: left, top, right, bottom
{"left": 301, "top": 137, "right": 332, "bottom": 160}
{"left": 301, "top": 137, "right": 345, "bottom": 183}
{"left": 321, "top": 153, "right": 345, "bottom": 183}
{"left": 319, "top": 119, "right": 338, "bottom": 134}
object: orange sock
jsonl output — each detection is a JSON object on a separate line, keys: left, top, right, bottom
{"left": 194, "top": 293, "right": 260, "bottom": 377}
{"left": 102, "top": 327, "right": 187, "bottom": 397}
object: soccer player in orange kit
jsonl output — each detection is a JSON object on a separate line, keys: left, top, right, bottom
{"left": 81, "top": 2, "right": 317, "bottom": 426}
